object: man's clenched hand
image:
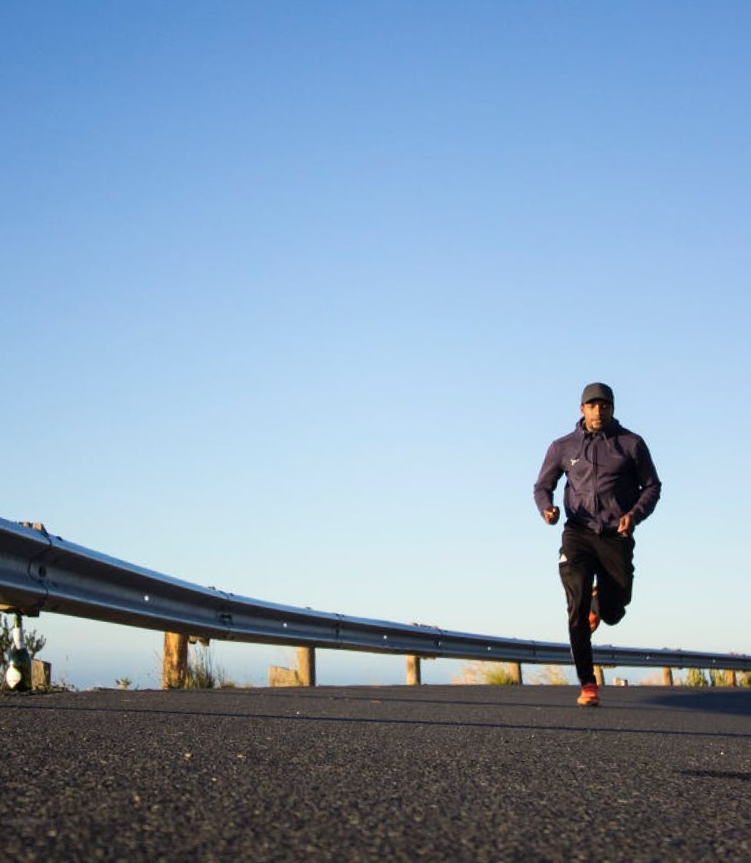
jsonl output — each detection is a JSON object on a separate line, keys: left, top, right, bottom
{"left": 543, "top": 506, "right": 560, "bottom": 525}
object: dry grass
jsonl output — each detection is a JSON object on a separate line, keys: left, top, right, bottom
{"left": 184, "top": 645, "right": 232, "bottom": 689}
{"left": 452, "top": 661, "right": 521, "bottom": 685}
{"left": 526, "top": 665, "right": 569, "bottom": 685}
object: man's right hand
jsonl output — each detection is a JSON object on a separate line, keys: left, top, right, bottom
{"left": 542, "top": 506, "right": 560, "bottom": 525}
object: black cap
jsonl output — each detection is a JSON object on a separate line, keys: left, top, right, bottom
{"left": 581, "top": 382, "right": 614, "bottom": 405}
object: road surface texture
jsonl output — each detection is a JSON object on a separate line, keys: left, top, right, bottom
{"left": 1, "top": 684, "right": 750, "bottom": 862}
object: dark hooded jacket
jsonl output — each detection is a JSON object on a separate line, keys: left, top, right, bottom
{"left": 534, "top": 418, "right": 661, "bottom": 535}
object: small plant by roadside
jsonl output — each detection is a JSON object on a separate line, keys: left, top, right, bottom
{"left": 684, "top": 668, "right": 709, "bottom": 687}
{"left": 637, "top": 672, "right": 666, "bottom": 686}
{"left": 453, "top": 661, "right": 521, "bottom": 685}
{"left": 115, "top": 677, "right": 132, "bottom": 690}
{"left": 527, "top": 665, "right": 569, "bottom": 685}
{"left": 708, "top": 669, "right": 738, "bottom": 687}
{"left": 184, "top": 645, "right": 232, "bottom": 689}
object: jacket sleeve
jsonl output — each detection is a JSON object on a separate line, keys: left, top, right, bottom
{"left": 533, "top": 442, "right": 564, "bottom": 513}
{"left": 629, "top": 438, "right": 661, "bottom": 524}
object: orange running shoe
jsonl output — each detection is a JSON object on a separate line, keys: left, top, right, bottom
{"left": 577, "top": 683, "right": 600, "bottom": 706}
{"left": 589, "top": 586, "right": 600, "bottom": 633}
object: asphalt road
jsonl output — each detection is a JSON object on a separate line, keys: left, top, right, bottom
{"left": 1, "top": 684, "right": 750, "bottom": 862}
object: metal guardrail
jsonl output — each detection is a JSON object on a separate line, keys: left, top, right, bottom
{"left": 1, "top": 515, "right": 749, "bottom": 672}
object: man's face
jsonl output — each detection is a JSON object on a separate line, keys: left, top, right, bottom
{"left": 581, "top": 399, "right": 613, "bottom": 432}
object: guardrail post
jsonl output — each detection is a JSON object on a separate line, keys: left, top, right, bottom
{"left": 162, "top": 632, "right": 189, "bottom": 688}
{"left": 406, "top": 655, "right": 421, "bottom": 685}
{"left": 594, "top": 666, "right": 605, "bottom": 686}
{"left": 662, "top": 667, "right": 674, "bottom": 686}
{"left": 725, "top": 669, "right": 737, "bottom": 687}
{"left": 509, "top": 662, "right": 523, "bottom": 685}
{"left": 296, "top": 647, "right": 316, "bottom": 687}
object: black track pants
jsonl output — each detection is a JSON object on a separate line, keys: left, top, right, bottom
{"left": 558, "top": 524, "right": 635, "bottom": 686}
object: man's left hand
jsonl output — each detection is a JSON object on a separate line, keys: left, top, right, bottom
{"left": 618, "top": 512, "right": 635, "bottom": 536}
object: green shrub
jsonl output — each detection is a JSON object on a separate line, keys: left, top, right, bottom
{"left": 708, "top": 669, "right": 737, "bottom": 687}
{"left": 684, "top": 668, "right": 709, "bottom": 687}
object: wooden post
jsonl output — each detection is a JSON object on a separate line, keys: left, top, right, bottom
{"left": 594, "top": 666, "right": 605, "bottom": 686}
{"left": 662, "top": 667, "right": 674, "bottom": 686}
{"left": 162, "top": 632, "right": 189, "bottom": 689}
{"left": 509, "top": 662, "right": 523, "bottom": 685}
{"left": 406, "top": 655, "right": 422, "bottom": 685}
{"left": 725, "top": 670, "right": 737, "bottom": 687}
{"left": 296, "top": 647, "right": 316, "bottom": 687}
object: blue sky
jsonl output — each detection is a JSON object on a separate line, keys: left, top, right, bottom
{"left": 2, "top": 2, "right": 750, "bottom": 688}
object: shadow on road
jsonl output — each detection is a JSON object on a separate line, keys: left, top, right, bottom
{"left": 641, "top": 689, "right": 751, "bottom": 716}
